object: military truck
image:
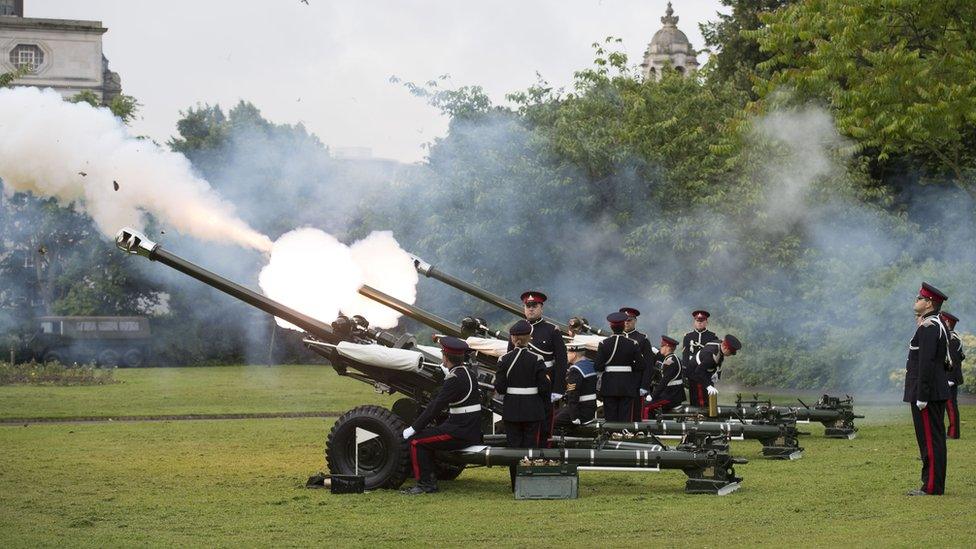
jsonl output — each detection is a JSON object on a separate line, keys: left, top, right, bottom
{"left": 25, "top": 316, "right": 151, "bottom": 367}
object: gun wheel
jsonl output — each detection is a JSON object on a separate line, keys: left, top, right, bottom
{"left": 325, "top": 405, "right": 410, "bottom": 490}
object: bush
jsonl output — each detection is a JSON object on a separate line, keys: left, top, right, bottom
{"left": 0, "top": 361, "right": 116, "bottom": 386}
{"left": 960, "top": 332, "right": 975, "bottom": 394}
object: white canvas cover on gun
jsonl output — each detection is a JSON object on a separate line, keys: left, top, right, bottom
{"left": 336, "top": 341, "right": 423, "bottom": 372}
{"left": 465, "top": 337, "right": 509, "bottom": 357}
{"left": 570, "top": 334, "right": 605, "bottom": 352}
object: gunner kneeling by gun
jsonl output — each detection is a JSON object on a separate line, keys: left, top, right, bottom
{"left": 555, "top": 341, "right": 598, "bottom": 428}
{"left": 643, "top": 335, "right": 684, "bottom": 418}
{"left": 401, "top": 337, "right": 483, "bottom": 495}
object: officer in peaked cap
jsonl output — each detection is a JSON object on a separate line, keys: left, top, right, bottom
{"left": 495, "top": 319, "right": 551, "bottom": 490}
{"left": 689, "top": 333, "right": 741, "bottom": 407}
{"left": 402, "top": 336, "right": 483, "bottom": 495}
{"left": 682, "top": 309, "right": 720, "bottom": 365}
{"left": 594, "top": 312, "right": 644, "bottom": 422}
{"left": 507, "top": 290, "right": 568, "bottom": 447}
{"left": 643, "top": 335, "right": 685, "bottom": 418}
{"left": 555, "top": 341, "right": 599, "bottom": 427}
{"left": 939, "top": 312, "right": 965, "bottom": 439}
{"left": 620, "top": 307, "right": 660, "bottom": 420}
{"left": 906, "top": 282, "right": 951, "bottom": 495}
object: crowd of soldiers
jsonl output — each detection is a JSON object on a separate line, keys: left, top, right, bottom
{"left": 401, "top": 290, "right": 741, "bottom": 495}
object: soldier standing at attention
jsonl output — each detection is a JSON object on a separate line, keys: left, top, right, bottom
{"left": 507, "top": 291, "right": 568, "bottom": 446}
{"left": 620, "top": 307, "right": 659, "bottom": 420}
{"left": 402, "top": 337, "right": 483, "bottom": 495}
{"left": 906, "top": 282, "right": 952, "bottom": 495}
{"left": 682, "top": 310, "right": 719, "bottom": 365}
{"left": 940, "top": 312, "right": 965, "bottom": 439}
{"left": 689, "top": 334, "right": 742, "bottom": 407}
{"left": 594, "top": 312, "right": 643, "bottom": 422}
{"left": 495, "top": 319, "right": 551, "bottom": 489}
{"left": 555, "top": 342, "right": 599, "bottom": 427}
{"left": 643, "top": 336, "right": 685, "bottom": 418}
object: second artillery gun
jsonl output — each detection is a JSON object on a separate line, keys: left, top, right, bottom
{"left": 115, "top": 228, "right": 745, "bottom": 495}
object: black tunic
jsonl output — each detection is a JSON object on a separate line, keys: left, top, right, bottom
{"left": 507, "top": 319, "right": 569, "bottom": 395}
{"left": 593, "top": 334, "right": 643, "bottom": 397}
{"left": 626, "top": 330, "right": 660, "bottom": 392}
{"left": 494, "top": 347, "right": 550, "bottom": 422}
{"left": 411, "top": 364, "right": 483, "bottom": 442}
{"left": 651, "top": 353, "right": 686, "bottom": 404}
{"left": 948, "top": 330, "right": 965, "bottom": 385}
{"left": 563, "top": 358, "right": 598, "bottom": 421}
{"left": 682, "top": 329, "right": 719, "bottom": 365}
{"left": 690, "top": 341, "right": 724, "bottom": 387}
{"left": 904, "top": 312, "right": 951, "bottom": 403}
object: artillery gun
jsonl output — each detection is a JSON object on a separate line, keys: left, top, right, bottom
{"left": 115, "top": 228, "right": 745, "bottom": 494}
{"left": 667, "top": 394, "right": 862, "bottom": 439}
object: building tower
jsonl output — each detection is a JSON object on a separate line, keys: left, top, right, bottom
{"left": 640, "top": 2, "right": 699, "bottom": 80}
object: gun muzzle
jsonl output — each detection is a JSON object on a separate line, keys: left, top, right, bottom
{"left": 115, "top": 227, "right": 158, "bottom": 259}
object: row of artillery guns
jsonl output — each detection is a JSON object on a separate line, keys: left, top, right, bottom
{"left": 115, "top": 228, "right": 862, "bottom": 496}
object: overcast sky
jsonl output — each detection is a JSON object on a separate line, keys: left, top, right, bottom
{"left": 30, "top": 0, "right": 726, "bottom": 163}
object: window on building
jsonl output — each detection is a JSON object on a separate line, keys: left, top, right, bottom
{"left": 40, "top": 322, "right": 53, "bottom": 334}
{"left": 9, "top": 44, "right": 44, "bottom": 72}
{"left": 0, "top": 1, "right": 16, "bottom": 16}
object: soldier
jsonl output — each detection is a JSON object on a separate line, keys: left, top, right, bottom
{"left": 905, "top": 282, "right": 951, "bottom": 496}
{"left": 401, "top": 336, "right": 483, "bottom": 495}
{"left": 682, "top": 310, "right": 719, "bottom": 365}
{"left": 688, "top": 334, "right": 742, "bottom": 407}
{"left": 940, "top": 312, "right": 965, "bottom": 439}
{"left": 495, "top": 319, "right": 551, "bottom": 489}
{"left": 555, "top": 341, "right": 599, "bottom": 427}
{"left": 643, "top": 335, "right": 684, "bottom": 418}
{"left": 507, "top": 290, "right": 568, "bottom": 446}
{"left": 620, "top": 307, "right": 660, "bottom": 420}
{"left": 594, "top": 312, "right": 644, "bottom": 422}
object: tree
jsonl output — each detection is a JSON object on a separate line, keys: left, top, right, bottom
{"left": 68, "top": 90, "right": 140, "bottom": 124}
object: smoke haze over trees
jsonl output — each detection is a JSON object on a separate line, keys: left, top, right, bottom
{"left": 2, "top": 1, "right": 974, "bottom": 392}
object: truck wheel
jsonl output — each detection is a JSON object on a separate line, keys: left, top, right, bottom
{"left": 42, "top": 350, "right": 64, "bottom": 364}
{"left": 325, "top": 405, "right": 410, "bottom": 490}
{"left": 97, "top": 349, "right": 120, "bottom": 367}
{"left": 435, "top": 460, "right": 466, "bottom": 480}
{"left": 122, "top": 349, "right": 145, "bottom": 368}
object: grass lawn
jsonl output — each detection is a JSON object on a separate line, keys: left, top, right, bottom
{"left": 0, "top": 366, "right": 974, "bottom": 547}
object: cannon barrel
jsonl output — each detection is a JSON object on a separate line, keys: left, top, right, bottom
{"left": 411, "top": 255, "right": 591, "bottom": 336}
{"left": 116, "top": 228, "right": 339, "bottom": 343}
{"left": 357, "top": 285, "right": 465, "bottom": 339}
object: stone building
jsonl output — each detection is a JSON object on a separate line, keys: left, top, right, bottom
{"left": 0, "top": 0, "right": 121, "bottom": 104}
{"left": 640, "top": 2, "right": 700, "bottom": 80}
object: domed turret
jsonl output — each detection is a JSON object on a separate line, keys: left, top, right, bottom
{"left": 641, "top": 2, "right": 699, "bottom": 80}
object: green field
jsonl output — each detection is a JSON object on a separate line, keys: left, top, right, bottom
{"left": 1, "top": 365, "right": 974, "bottom": 547}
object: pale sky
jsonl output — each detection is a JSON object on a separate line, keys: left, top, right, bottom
{"left": 29, "top": 0, "right": 726, "bottom": 163}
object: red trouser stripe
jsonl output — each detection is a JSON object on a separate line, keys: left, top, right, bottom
{"left": 697, "top": 385, "right": 705, "bottom": 407}
{"left": 947, "top": 400, "right": 958, "bottom": 437}
{"left": 410, "top": 434, "right": 453, "bottom": 480}
{"left": 642, "top": 399, "right": 672, "bottom": 420}
{"left": 921, "top": 407, "right": 935, "bottom": 493}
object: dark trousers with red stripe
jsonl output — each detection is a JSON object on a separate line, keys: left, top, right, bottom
{"left": 409, "top": 428, "right": 470, "bottom": 482}
{"left": 688, "top": 382, "right": 707, "bottom": 408}
{"left": 911, "top": 402, "right": 947, "bottom": 495}
{"left": 642, "top": 399, "right": 675, "bottom": 420}
{"left": 603, "top": 397, "right": 634, "bottom": 422}
{"left": 540, "top": 404, "right": 555, "bottom": 448}
{"left": 947, "top": 386, "right": 961, "bottom": 439}
{"left": 505, "top": 421, "right": 541, "bottom": 490}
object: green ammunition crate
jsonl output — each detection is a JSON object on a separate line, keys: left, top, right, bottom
{"left": 514, "top": 464, "right": 578, "bottom": 500}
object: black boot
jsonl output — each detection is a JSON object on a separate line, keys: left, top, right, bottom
{"left": 401, "top": 474, "right": 438, "bottom": 495}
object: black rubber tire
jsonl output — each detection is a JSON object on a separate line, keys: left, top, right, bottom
{"left": 325, "top": 405, "right": 410, "bottom": 490}
{"left": 97, "top": 349, "right": 120, "bottom": 367}
{"left": 122, "top": 348, "right": 145, "bottom": 368}
{"left": 434, "top": 460, "right": 466, "bottom": 480}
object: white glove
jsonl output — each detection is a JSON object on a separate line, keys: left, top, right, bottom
{"left": 571, "top": 418, "right": 581, "bottom": 425}
{"left": 706, "top": 385, "right": 719, "bottom": 396}
{"left": 645, "top": 394, "right": 653, "bottom": 402}
{"left": 550, "top": 393, "right": 563, "bottom": 403}
{"left": 916, "top": 400, "right": 927, "bottom": 410}
{"left": 639, "top": 388, "right": 649, "bottom": 397}
{"left": 402, "top": 427, "right": 415, "bottom": 439}
{"left": 439, "top": 365, "right": 450, "bottom": 377}
{"left": 711, "top": 374, "right": 719, "bottom": 384}
{"left": 948, "top": 381, "right": 955, "bottom": 387}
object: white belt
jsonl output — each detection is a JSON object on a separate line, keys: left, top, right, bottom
{"left": 544, "top": 360, "right": 554, "bottom": 368}
{"left": 579, "top": 394, "right": 597, "bottom": 402}
{"left": 506, "top": 387, "right": 538, "bottom": 395}
{"left": 605, "top": 366, "right": 632, "bottom": 373}
{"left": 667, "top": 379, "right": 684, "bottom": 386}
{"left": 449, "top": 404, "right": 481, "bottom": 414}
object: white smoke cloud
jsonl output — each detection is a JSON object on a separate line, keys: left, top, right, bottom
{"left": 0, "top": 87, "right": 272, "bottom": 252}
{"left": 258, "top": 228, "right": 418, "bottom": 329}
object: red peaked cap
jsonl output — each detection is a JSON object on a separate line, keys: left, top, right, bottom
{"left": 521, "top": 291, "right": 548, "bottom": 304}
{"left": 692, "top": 310, "right": 710, "bottom": 319}
{"left": 607, "top": 311, "right": 628, "bottom": 327}
{"left": 940, "top": 312, "right": 959, "bottom": 328}
{"left": 619, "top": 307, "right": 641, "bottom": 318}
{"left": 660, "top": 335, "right": 679, "bottom": 348}
{"left": 439, "top": 336, "right": 470, "bottom": 356}
{"left": 919, "top": 282, "right": 948, "bottom": 303}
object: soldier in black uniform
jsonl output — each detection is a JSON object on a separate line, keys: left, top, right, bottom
{"left": 594, "top": 312, "right": 644, "bottom": 422}
{"left": 642, "top": 335, "right": 685, "bottom": 418}
{"left": 688, "top": 334, "right": 742, "bottom": 407}
{"left": 402, "top": 337, "right": 483, "bottom": 495}
{"left": 555, "top": 341, "right": 598, "bottom": 427}
{"left": 620, "top": 307, "right": 659, "bottom": 420}
{"left": 495, "top": 319, "right": 551, "bottom": 489}
{"left": 906, "top": 283, "right": 952, "bottom": 496}
{"left": 682, "top": 310, "right": 719, "bottom": 365}
{"left": 940, "top": 312, "right": 965, "bottom": 439}
{"left": 506, "top": 290, "right": 568, "bottom": 447}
